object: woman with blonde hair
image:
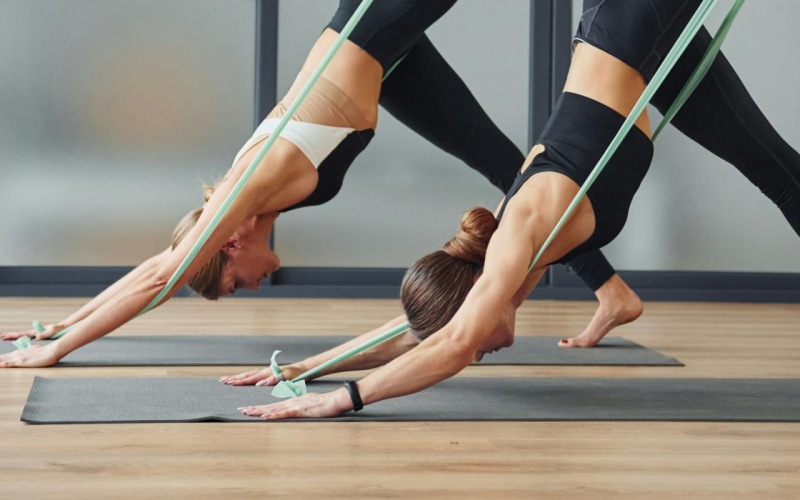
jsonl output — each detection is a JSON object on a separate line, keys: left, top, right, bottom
{"left": 0, "top": 0, "right": 461, "bottom": 366}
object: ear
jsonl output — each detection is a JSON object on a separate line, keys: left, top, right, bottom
{"left": 221, "top": 238, "right": 242, "bottom": 257}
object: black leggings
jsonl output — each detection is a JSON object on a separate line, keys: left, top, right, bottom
{"left": 568, "top": 0, "right": 800, "bottom": 291}
{"left": 651, "top": 27, "right": 800, "bottom": 237}
{"left": 329, "top": 0, "right": 521, "bottom": 193}
{"left": 379, "top": 35, "right": 522, "bottom": 193}
{"left": 327, "top": 0, "right": 457, "bottom": 73}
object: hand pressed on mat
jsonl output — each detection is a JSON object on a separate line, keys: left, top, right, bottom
{"left": 0, "top": 344, "right": 59, "bottom": 368}
{"left": 219, "top": 364, "right": 304, "bottom": 387}
{"left": 238, "top": 388, "right": 351, "bottom": 420}
{"left": 219, "top": 367, "right": 278, "bottom": 386}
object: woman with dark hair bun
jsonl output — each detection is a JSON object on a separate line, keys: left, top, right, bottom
{"left": 237, "top": 0, "right": 800, "bottom": 419}
{"left": 401, "top": 207, "right": 497, "bottom": 342}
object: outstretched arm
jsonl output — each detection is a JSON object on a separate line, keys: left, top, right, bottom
{"left": 353, "top": 210, "right": 540, "bottom": 405}
{"left": 0, "top": 143, "right": 304, "bottom": 368}
{"left": 240, "top": 173, "right": 589, "bottom": 418}
{"left": 0, "top": 249, "right": 170, "bottom": 341}
{"left": 0, "top": 192, "right": 250, "bottom": 367}
{"left": 240, "top": 205, "right": 546, "bottom": 419}
{"left": 220, "top": 314, "right": 420, "bottom": 386}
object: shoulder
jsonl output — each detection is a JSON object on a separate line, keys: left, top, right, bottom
{"left": 225, "top": 135, "right": 319, "bottom": 214}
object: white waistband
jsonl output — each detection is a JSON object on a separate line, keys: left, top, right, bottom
{"left": 235, "top": 119, "right": 355, "bottom": 169}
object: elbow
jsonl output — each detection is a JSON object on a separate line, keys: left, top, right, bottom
{"left": 148, "top": 266, "right": 171, "bottom": 289}
{"left": 145, "top": 266, "right": 174, "bottom": 296}
{"left": 437, "top": 330, "right": 483, "bottom": 368}
{"left": 137, "top": 269, "right": 180, "bottom": 307}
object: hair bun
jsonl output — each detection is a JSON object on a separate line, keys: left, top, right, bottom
{"left": 443, "top": 207, "right": 498, "bottom": 265}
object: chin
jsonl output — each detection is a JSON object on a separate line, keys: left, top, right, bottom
{"left": 271, "top": 253, "right": 282, "bottom": 271}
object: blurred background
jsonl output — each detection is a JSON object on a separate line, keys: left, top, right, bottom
{"left": 1, "top": 0, "right": 798, "bottom": 277}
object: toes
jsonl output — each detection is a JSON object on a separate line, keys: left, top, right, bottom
{"left": 561, "top": 336, "right": 602, "bottom": 348}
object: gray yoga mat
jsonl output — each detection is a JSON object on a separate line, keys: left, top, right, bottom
{"left": 21, "top": 376, "right": 800, "bottom": 424}
{"left": 0, "top": 335, "right": 681, "bottom": 366}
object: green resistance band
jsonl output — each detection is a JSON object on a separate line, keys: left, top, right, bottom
{"left": 527, "top": 0, "right": 742, "bottom": 273}
{"left": 270, "top": 0, "right": 745, "bottom": 398}
{"left": 16, "top": 0, "right": 376, "bottom": 351}
{"left": 270, "top": 322, "right": 408, "bottom": 397}
{"left": 652, "top": 0, "right": 745, "bottom": 141}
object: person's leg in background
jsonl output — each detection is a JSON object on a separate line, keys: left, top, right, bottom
{"left": 652, "top": 27, "right": 800, "bottom": 237}
{"left": 378, "top": 35, "right": 520, "bottom": 191}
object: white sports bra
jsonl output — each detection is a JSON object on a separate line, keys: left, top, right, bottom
{"left": 234, "top": 118, "right": 355, "bottom": 169}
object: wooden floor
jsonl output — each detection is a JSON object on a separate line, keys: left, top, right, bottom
{"left": 1, "top": 297, "right": 799, "bottom": 498}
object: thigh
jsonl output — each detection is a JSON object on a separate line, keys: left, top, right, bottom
{"left": 327, "top": 0, "right": 457, "bottom": 72}
{"left": 652, "top": 27, "right": 800, "bottom": 194}
{"left": 379, "top": 35, "right": 523, "bottom": 192}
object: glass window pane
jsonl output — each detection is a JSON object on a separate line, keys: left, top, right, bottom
{"left": 274, "top": 0, "right": 530, "bottom": 267}
{"left": 0, "top": 0, "right": 256, "bottom": 265}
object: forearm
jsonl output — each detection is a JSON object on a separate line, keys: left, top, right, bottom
{"left": 50, "top": 270, "right": 173, "bottom": 359}
{"left": 356, "top": 280, "right": 513, "bottom": 405}
{"left": 247, "top": 334, "right": 480, "bottom": 419}
{"left": 355, "top": 237, "right": 533, "bottom": 406}
{"left": 287, "top": 315, "right": 417, "bottom": 380}
{"left": 58, "top": 251, "right": 167, "bottom": 328}
{"left": 356, "top": 327, "right": 475, "bottom": 404}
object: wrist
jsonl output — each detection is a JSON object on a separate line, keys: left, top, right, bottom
{"left": 333, "top": 386, "right": 358, "bottom": 413}
{"left": 41, "top": 341, "right": 64, "bottom": 364}
{"left": 48, "top": 338, "right": 71, "bottom": 361}
{"left": 281, "top": 363, "right": 307, "bottom": 381}
{"left": 343, "top": 380, "right": 364, "bottom": 412}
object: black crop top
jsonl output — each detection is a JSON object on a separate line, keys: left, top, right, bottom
{"left": 495, "top": 92, "right": 654, "bottom": 265}
{"left": 281, "top": 129, "right": 375, "bottom": 212}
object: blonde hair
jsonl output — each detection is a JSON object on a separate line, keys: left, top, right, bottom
{"left": 401, "top": 207, "right": 498, "bottom": 340}
{"left": 170, "top": 182, "right": 225, "bottom": 300}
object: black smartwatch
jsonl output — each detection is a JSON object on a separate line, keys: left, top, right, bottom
{"left": 343, "top": 380, "right": 363, "bottom": 412}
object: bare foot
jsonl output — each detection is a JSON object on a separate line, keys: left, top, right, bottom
{"left": 558, "top": 274, "right": 643, "bottom": 348}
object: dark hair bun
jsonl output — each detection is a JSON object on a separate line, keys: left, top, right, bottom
{"left": 442, "top": 207, "right": 498, "bottom": 265}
